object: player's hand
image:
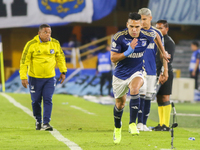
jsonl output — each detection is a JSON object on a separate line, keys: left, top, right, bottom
{"left": 192, "top": 70, "right": 196, "bottom": 77}
{"left": 158, "top": 73, "right": 168, "bottom": 84}
{"left": 163, "top": 71, "right": 169, "bottom": 81}
{"left": 165, "top": 51, "right": 171, "bottom": 59}
{"left": 21, "top": 79, "right": 29, "bottom": 88}
{"left": 162, "top": 51, "right": 170, "bottom": 62}
{"left": 59, "top": 73, "right": 66, "bottom": 84}
{"left": 130, "top": 38, "right": 138, "bottom": 49}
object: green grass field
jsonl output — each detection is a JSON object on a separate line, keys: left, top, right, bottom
{"left": 0, "top": 93, "right": 200, "bottom": 150}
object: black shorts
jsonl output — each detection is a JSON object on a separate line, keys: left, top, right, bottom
{"left": 157, "top": 71, "right": 174, "bottom": 95}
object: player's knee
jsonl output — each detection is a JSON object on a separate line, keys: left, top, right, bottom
{"left": 162, "top": 95, "right": 170, "bottom": 102}
{"left": 115, "top": 102, "right": 125, "bottom": 110}
{"left": 130, "top": 87, "right": 140, "bottom": 95}
{"left": 157, "top": 95, "right": 169, "bottom": 103}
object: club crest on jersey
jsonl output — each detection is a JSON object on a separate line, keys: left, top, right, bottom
{"left": 38, "top": 0, "right": 85, "bottom": 18}
{"left": 142, "top": 41, "right": 147, "bottom": 46}
{"left": 50, "top": 49, "right": 55, "bottom": 54}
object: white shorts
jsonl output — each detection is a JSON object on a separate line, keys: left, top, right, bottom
{"left": 140, "top": 75, "right": 157, "bottom": 95}
{"left": 112, "top": 71, "right": 145, "bottom": 99}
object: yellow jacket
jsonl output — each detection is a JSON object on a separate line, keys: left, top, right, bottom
{"left": 19, "top": 35, "right": 67, "bottom": 79}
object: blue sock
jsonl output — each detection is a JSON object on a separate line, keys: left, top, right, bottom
{"left": 113, "top": 105, "right": 124, "bottom": 128}
{"left": 129, "top": 94, "right": 140, "bottom": 124}
{"left": 143, "top": 97, "right": 151, "bottom": 125}
{"left": 138, "top": 95, "right": 145, "bottom": 124}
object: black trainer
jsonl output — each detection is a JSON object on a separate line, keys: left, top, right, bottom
{"left": 153, "top": 124, "right": 162, "bottom": 131}
{"left": 36, "top": 122, "right": 42, "bottom": 130}
{"left": 161, "top": 125, "right": 170, "bottom": 131}
{"left": 41, "top": 123, "right": 53, "bottom": 131}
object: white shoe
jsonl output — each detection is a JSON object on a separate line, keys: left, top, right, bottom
{"left": 143, "top": 125, "right": 152, "bottom": 131}
{"left": 137, "top": 123, "right": 144, "bottom": 131}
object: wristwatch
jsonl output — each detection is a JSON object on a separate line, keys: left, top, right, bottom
{"left": 61, "top": 72, "right": 66, "bottom": 75}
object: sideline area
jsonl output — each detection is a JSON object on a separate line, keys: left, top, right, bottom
{"left": 0, "top": 92, "right": 82, "bottom": 150}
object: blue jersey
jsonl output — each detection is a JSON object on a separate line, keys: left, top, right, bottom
{"left": 111, "top": 28, "right": 156, "bottom": 80}
{"left": 97, "top": 51, "right": 112, "bottom": 73}
{"left": 143, "top": 26, "right": 164, "bottom": 75}
{"left": 189, "top": 49, "right": 200, "bottom": 71}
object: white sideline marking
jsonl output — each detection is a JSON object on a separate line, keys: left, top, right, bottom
{"left": 176, "top": 113, "right": 200, "bottom": 117}
{"left": 70, "top": 105, "right": 96, "bottom": 115}
{"left": 0, "top": 93, "right": 82, "bottom": 150}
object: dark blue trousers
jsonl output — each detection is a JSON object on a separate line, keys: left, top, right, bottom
{"left": 29, "top": 76, "right": 56, "bottom": 124}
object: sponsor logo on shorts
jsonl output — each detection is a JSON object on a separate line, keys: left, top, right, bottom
{"left": 31, "top": 85, "right": 34, "bottom": 90}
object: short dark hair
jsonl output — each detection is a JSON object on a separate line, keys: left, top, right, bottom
{"left": 39, "top": 24, "right": 51, "bottom": 31}
{"left": 192, "top": 41, "right": 199, "bottom": 47}
{"left": 128, "top": 12, "right": 141, "bottom": 20}
{"left": 156, "top": 20, "right": 169, "bottom": 28}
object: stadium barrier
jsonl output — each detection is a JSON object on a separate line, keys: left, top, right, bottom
{"left": 0, "top": 69, "right": 112, "bottom": 96}
{"left": 171, "top": 78, "right": 195, "bottom": 102}
{"left": 61, "top": 35, "right": 112, "bottom": 69}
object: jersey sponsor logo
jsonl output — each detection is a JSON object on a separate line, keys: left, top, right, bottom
{"left": 142, "top": 41, "right": 147, "bottom": 46}
{"left": 147, "top": 43, "right": 155, "bottom": 49}
{"left": 140, "top": 38, "right": 147, "bottom": 41}
{"left": 111, "top": 48, "right": 119, "bottom": 51}
{"left": 125, "top": 38, "right": 132, "bottom": 41}
{"left": 38, "top": 0, "right": 85, "bottom": 18}
{"left": 50, "top": 49, "right": 55, "bottom": 54}
{"left": 31, "top": 85, "right": 34, "bottom": 90}
{"left": 112, "top": 41, "right": 117, "bottom": 48}
{"left": 128, "top": 51, "right": 144, "bottom": 58}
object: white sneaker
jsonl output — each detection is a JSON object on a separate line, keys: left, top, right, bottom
{"left": 143, "top": 125, "right": 152, "bottom": 131}
{"left": 137, "top": 123, "right": 144, "bottom": 131}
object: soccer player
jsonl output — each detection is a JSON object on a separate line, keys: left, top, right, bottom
{"left": 19, "top": 24, "right": 67, "bottom": 131}
{"left": 111, "top": 12, "right": 169, "bottom": 144}
{"left": 189, "top": 41, "right": 200, "bottom": 90}
{"left": 154, "top": 20, "right": 175, "bottom": 131}
{"left": 96, "top": 44, "right": 112, "bottom": 96}
{"left": 137, "top": 8, "right": 168, "bottom": 131}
